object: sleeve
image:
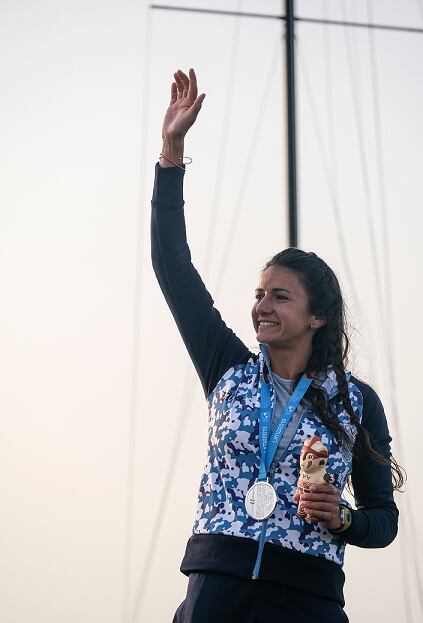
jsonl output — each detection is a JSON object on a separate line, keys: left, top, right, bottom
{"left": 151, "top": 163, "right": 251, "bottom": 397}
{"left": 339, "top": 380, "right": 399, "bottom": 548}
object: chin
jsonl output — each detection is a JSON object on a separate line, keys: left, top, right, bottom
{"left": 257, "top": 330, "right": 281, "bottom": 345}
{"left": 256, "top": 335, "right": 278, "bottom": 347}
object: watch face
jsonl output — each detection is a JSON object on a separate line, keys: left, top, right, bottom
{"left": 331, "top": 506, "right": 352, "bottom": 533}
{"left": 339, "top": 506, "right": 351, "bottom": 529}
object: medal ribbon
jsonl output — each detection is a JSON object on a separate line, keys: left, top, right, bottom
{"left": 258, "top": 372, "right": 312, "bottom": 481}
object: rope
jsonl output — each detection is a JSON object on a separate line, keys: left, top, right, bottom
{"left": 150, "top": 3, "right": 423, "bottom": 34}
{"left": 213, "top": 33, "right": 281, "bottom": 299}
{"left": 129, "top": 366, "right": 198, "bottom": 621}
{"left": 295, "top": 35, "right": 378, "bottom": 383}
{"left": 127, "top": 5, "right": 423, "bottom": 621}
{"left": 340, "top": 2, "right": 386, "bottom": 329}
{"left": 366, "top": 1, "right": 423, "bottom": 617}
{"left": 202, "top": 0, "right": 243, "bottom": 281}
{"left": 122, "top": 6, "right": 153, "bottom": 622}
{"left": 129, "top": 5, "right": 250, "bottom": 621}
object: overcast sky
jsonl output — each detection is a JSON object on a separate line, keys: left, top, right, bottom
{"left": 1, "top": 1, "right": 422, "bottom": 622}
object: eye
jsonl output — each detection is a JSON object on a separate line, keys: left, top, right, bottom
{"left": 276, "top": 294, "right": 288, "bottom": 300}
{"left": 306, "top": 453, "right": 314, "bottom": 459}
{"left": 255, "top": 293, "right": 264, "bottom": 300}
{"left": 319, "top": 459, "right": 325, "bottom": 466}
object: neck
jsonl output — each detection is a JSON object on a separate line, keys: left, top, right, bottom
{"left": 267, "top": 343, "right": 312, "bottom": 380}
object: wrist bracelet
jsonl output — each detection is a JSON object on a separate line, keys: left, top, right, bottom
{"left": 159, "top": 154, "right": 193, "bottom": 169}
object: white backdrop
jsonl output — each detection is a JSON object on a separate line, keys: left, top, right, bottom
{"left": 1, "top": 1, "right": 422, "bottom": 621}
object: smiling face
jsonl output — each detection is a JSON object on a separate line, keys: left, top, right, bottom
{"left": 251, "top": 265, "right": 324, "bottom": 352}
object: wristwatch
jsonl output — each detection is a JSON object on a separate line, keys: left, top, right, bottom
{"left": 330, "top": 504, "right": 353, "bottom": 533}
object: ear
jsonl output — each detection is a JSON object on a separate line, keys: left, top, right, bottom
{"left": 311, "top": 316, "right": 327, "bottom": 329}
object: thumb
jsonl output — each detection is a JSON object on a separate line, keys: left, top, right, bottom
{"left": 192, "top": 93, "right": 206, "bottom": 111}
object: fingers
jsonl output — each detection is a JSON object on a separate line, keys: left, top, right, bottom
{"left": 301, "top": 492, "right": 340, "bottom": 505}
{"left": 299, "top": 484, "right": 341, "bottom": 527}
{"left": 193, "top": 93, "right": 206, "bottom": 111}
{"left": 183, "top": 94, "right": 205, "bottom": 128}
{"left": 175, "top": 69, "right": 189, "bottom": 97}
{"left": 302, "top": 502, "right": 339, "bottom": 526}
{"left": 302, "top": 504, "right": 339, "bottom": 524}
{"left": 174, "top": 68, "right": 201, "bottom": 104}
{"left": 174, "top": 71, "right": 184, "bottom": 98}
{"left": 170, "top": 82, "right": 177, "bottom": 104}
{"left": 304, "top": 509, "right": 335, "bottom": 526}
{"left": 301, "top": 497, "right": 340, "bottom": 512}
{"left": 306, "top": 484, "right": 339, "bottom": 496}
{"left": 187, "top": 67, "right": 198, "bottom": 100}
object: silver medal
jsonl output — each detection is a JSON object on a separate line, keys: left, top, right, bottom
{"left": 245, "top": 480, "right": 277, "bottom": 521}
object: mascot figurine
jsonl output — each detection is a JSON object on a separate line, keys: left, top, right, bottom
{"left": 296, "top": 434, "right": 333, "bottom": 519}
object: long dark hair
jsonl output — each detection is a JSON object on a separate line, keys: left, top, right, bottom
{"left": 264, "top": 248, "right": 404, "bottom": 491}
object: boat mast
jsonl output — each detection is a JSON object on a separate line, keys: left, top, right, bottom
{"left": 149, "top": 3, "right": 422, "bottom": 246}
{"left": 285, "top": 0, "right": 297, "bottom": 247}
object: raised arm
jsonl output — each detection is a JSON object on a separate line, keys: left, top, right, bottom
{"left": 152, "top": 69, "right": 250, "bottom": 397}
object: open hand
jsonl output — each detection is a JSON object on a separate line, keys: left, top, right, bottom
{"left": 162, "top": 68, "right": 206, "bottom": 140}
{"left": 294, "top": 484, "right": 342, "bottom": 529}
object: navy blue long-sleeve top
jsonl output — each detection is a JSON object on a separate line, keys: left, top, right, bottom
{"left": 151, "top": 163, "right": 399, "bottom": 602}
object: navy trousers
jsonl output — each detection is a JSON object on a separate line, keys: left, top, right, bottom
{"left": 172, "top": 572, "right": 349, "bottom": 623}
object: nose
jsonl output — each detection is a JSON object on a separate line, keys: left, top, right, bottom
{"left": 256, "top": 294, "right": 273, "bottom": 314}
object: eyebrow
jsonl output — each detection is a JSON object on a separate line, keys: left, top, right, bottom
{"left": 255, "top": 287, "right": 292, "bottom": 294}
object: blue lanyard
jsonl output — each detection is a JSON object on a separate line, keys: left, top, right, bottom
{"left": 258, "top": 372, "right": 312, "bottom": 480}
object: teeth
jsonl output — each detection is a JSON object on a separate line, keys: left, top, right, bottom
{"left": 259, "top": 322, "right": 279, "bottom": 327}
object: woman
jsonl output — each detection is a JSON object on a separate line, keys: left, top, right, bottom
{"left": 152, "top": 68, "right": 402, "bottom": 623}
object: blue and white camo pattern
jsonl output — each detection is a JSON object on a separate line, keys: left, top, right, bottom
{"left": 192, "top": 345, "right": 363, "bottom": 566}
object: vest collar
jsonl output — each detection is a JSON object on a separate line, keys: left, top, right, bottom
{"left": 258, "top": 343, "right": 350, "bottom": 399}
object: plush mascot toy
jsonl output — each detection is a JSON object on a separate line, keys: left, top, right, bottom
{"left": 296, "top": 434, "right": 333, "bottom": 519}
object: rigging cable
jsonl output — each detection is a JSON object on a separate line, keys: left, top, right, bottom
{"left": 122, "top": 6, "right": 153, "bottom": 622}
{"left": 130, "top": 31, "right": 281, "bottom": 622}
{"left": 213, "top": 33, "right": 281, "bottom": 299}
{"left": 295, "top": 37, "right": 378, "bottom": 384}
{"left": 342, "top": 1, "right": 421, "bottom": 618}
{"left": 320, "top": 0, "right": 377, "bottom": 382}
{"left": 344, "top": 3, "right": 415, "bottom": 619}
{"left": 299, "top": 9, "right": 421, "bottom": 615}
{"left": 340, "top": 1, "right": 386, "bottom": 331}
{"left": 129, "top": 365, "right": 199, "bottom": 622}
{"left": 357, "top": 0, "right": 413, "bottom": 618}
{"left": 366, "top": 1, "right": 423, "bottom": 618}
{"left": 320, "top": 0, "right": 375, "bottom": 379}
{"left": 203, "top": 0, "right": 243, "bottom": 283}
{"left": 365, "top": 0, "right": 401, "bottom": 459}
{"left": 125, "top": 4, "right": 423, "bottom": 621}
{"left": 129, "top": 6, "right": 250, "bottom": 623}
